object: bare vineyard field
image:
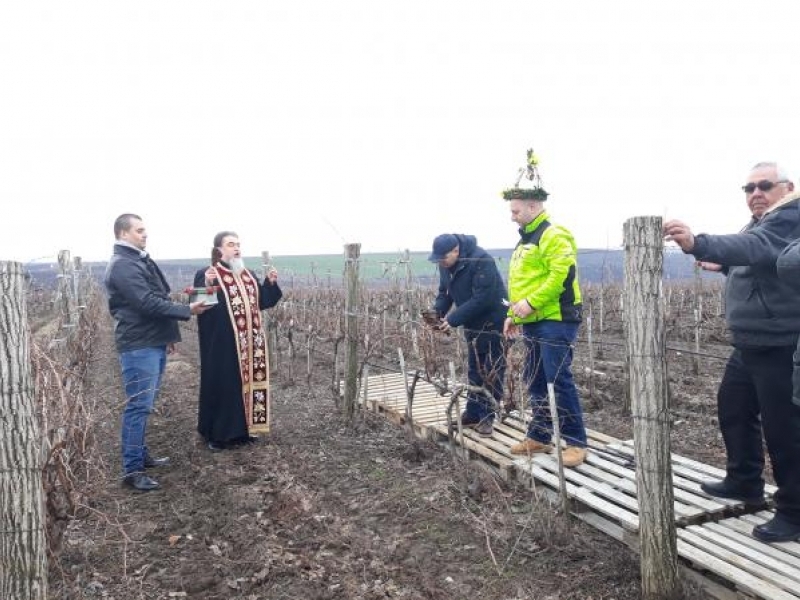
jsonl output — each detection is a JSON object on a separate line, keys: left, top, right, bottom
{"left": 17, "top": 262, "right": 733, "bottom": 600}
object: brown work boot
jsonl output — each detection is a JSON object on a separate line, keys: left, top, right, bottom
{"left": 561, "top": 446, "right": 587, "bottom": 467}
{"left": 510, "top": 438, "right": 552, "bottom": 455}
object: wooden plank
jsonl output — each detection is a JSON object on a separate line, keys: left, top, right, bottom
{"left": 606, "top": 443, "right": 764, "bottom": 508}
{"left": 738, "top": 513, "right": 800, "bottom": 558}
{"left": 428, "top": 425, "right": 515, "bottom": 473}
{"left": 616, "top": 440, "right": 778, "bottom": 496}
{"left": 374, "top": 385, "right": 442, "bottom": 396}
{"left": 685, "top": 525, "right": 800, "bottom": 587}
{"left": 402, "top": 406, "right": 448, "bottom": 419}
{"left": 703, "top": 522, "right": 800, "bottom": 571}
{"left": 587, "top": 429, "right": 624, "bottom": 444}
{"left": 576, "top": 461, "right": 711, "bottom": 519}
{"left": 582, "top": 451, "right": 732, "bottom": 515}
{"left": 497, "top": 417, "right": 527, "bottom": 435}
{"left": 722, "top": 516, "right": 800, "bottom": 560}
{"left": 461, "top": 429, "right": 517, "bottom": 458}
{"left": 532, "top": 484, "right": 642, "bottom": 548}
{"left": 531, "top": 453, "right": 698, "bottom": 520}
{"left": 361, "top": 373, "right": 800, "bottom": 599}
{"left": 493, "top": 420, "right": 527, "bottom": 440}
{"left": 374, "top": 394, "right": 444, "bottom": 407}
{"left": 530, "top": 475, "right": 741, "bottom": 600}
{"left": 489, "top": 428, "right": 525, "bottom": 449}
{"left": 678, "top": 536, "right": 798, "bottom": 600}
{"left": 532, "top": 455, "right": 653, "bottom": 515}
{"left": 678, "top": 568, "right": 743, "bottom": 600}
{"left": 382, "top": 404, "right": 448, "bottom": 419}
{"left": 496, "top": 413, "right": 619, "bottom": 444}
{"left": 495, "top": 420, "right": 612, "bottom": 451}
{"left": 371, "top": 378, "right": 442, "bottom": 393}
{"left": 381, "top": 404, "right": 430, "bottom": 416}
{"left": 516, "top": 461, "right": 640, "bottom": 531}
{"left": 677, "top": 528, "right": 800, "bottom": 599}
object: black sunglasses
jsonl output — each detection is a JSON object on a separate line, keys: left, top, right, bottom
{"left": 742, "top": 179, "right": 787, "bottom": 194}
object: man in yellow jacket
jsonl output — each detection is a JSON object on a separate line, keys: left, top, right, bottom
{"left": 503, "top": 193, "right": 587, "bottom": 467}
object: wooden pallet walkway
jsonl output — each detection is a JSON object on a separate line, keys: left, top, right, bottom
{"left": 358, "top": 372, "right": 797, "bottom": 600}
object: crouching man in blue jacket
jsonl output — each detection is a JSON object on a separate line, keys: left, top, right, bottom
{"left": 427, "top": 233, "right": 508, "bottom": 437}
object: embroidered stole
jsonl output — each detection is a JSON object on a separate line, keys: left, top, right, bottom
{"left": 214, "top": 265, "right": 271, "bottom": 433}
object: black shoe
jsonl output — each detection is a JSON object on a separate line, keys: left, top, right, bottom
{"left": 475, "top": 419, "right": 494, "bottom": 437}
{"left": 122, "top": 473, "right": 160, "bottom": 492}
{"left": 207, "top": 441, "right": 226, "bottom": 452}
{"left": 144, "top": 455, "right": 170, "bottom": 468}
{"left": 450, "top": 412, "right": 481, "bottom": 430}
{"left": 752, "top": 513, "right": 800, "bottom": 543}
{"left": 234, "top": 435, "right": 260, "bottom": 445}
{"left": 700, "top": 479, "right": 765, "bottom": 506}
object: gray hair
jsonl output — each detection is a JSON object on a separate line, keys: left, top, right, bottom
{"left": 751, "top": 161, "right": 793, "bottom": 183}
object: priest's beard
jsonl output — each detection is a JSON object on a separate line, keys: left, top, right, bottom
{"left": 229, "top": 257, "right": 246, "bottom": 274}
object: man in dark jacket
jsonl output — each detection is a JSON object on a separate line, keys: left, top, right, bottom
{"left": 104, "top": 213, "right": 208, "bottom": 492}
{"left": 776, "top": 190, "right": 800, "bottom": 410}
{"left": 427, "top": 233, "right": 507, "bottom": 437}
{"left": 664, "top": 162, "right": 800, "bottom": 543}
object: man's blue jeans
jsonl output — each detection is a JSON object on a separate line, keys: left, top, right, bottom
{"left": 119, "top": 346, "right": 167, "bottom": 475}
{"left": 522, "top": 320, "right": 587, "bottom": 448}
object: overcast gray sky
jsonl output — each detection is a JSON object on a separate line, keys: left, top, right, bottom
{"left": 3, "top": 1, "right": 800, "bottom": 263}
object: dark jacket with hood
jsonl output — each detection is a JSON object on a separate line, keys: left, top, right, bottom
{"left": 776, "top": 193, "right": 800, "bottom": 287}
{"left": 104, "top": 243, "right": 191, "bottom": 353}
{"left": 433, "top": 234, "right": 507, "bottom": 337}
{"left": 689, "top": 196, "right": 800, "bottom": 347}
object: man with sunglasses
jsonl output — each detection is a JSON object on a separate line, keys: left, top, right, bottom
{"left": 664, "top": 162, "right": 800, "bottom": 544}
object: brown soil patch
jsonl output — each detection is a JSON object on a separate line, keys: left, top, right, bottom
{"left": 50, "top": 316, "right": 726, "bottom": 599}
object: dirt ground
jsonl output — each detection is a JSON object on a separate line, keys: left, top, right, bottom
{"left": 48, "top": 314, "right": 732, "bottom": 600}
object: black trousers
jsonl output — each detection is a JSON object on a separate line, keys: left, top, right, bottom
{"left": 718, "top": 346, "right": 800, "bottom": 523}
{"left": 463, "top": 330, "right": 507, "bottom": 421}
{"left": 794, "top": 342, "right": 800, "bottom": 408}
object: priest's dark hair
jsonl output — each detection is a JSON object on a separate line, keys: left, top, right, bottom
{"left": 211, "top": 230, "right": 238, "bottom": 265}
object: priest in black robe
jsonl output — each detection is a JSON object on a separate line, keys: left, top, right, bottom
{"left": 193, "top": 231, "right": 282, "bottom": 451}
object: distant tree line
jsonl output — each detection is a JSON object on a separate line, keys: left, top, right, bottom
{"left": 21, "top": 247, "right": 711, "bottom": 290}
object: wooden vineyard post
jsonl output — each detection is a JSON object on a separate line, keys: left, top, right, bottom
{"left": 401, "top": 249, "right": 420, "bottom": 359}
{"left": 547, "top": 383, "right": 570, "bottom": 523}
{"left": 262, "top": 251, "right": 279, "bottom": 374}
{"left": 73, "top": 256, "right": 85, "bottom": 310}
{"left": 361, "top": 364, "right": 370, "bottom": 411}
{"left": 449, "top": 361, "right": 468, "bottom": 461}
{"left": 587, "top": 307, "right": 595, "bottom": 400}
{"left": 342, "top": 243, "right": 361, "bottom": 420}
{"left": 398, "top": 348, "right": 416, "bottom": 440}
{"left": 598, "top": 281, "right": 605, "bottom": 359}
{"left": 0, "top": 261, "right": 48, "bottom": 600}
{"left": 623, "top": 217, "right": 679, "bottom": 600}
{"left": 57, "top": 249, "right": 77, "bottom": 339}
{"left": 693, "top": 262, "right": 703, "bottom": 375}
